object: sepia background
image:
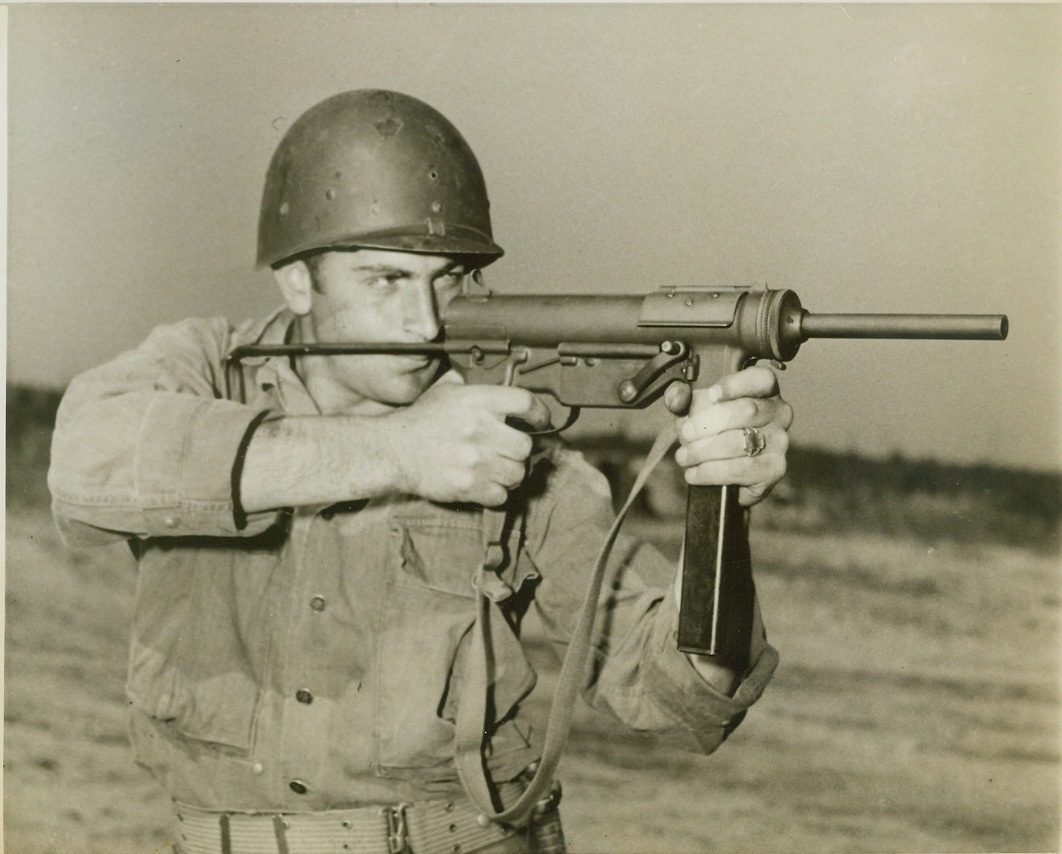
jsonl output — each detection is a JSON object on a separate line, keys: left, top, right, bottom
{"left": 8, "top": 2, "right": 1062, "bottom": 469}
{"left": 6, "top": 4, "right": 1060, "bottom": 853}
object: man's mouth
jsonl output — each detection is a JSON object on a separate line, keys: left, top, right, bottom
{"left": 393, "top": 353, "right": 437, "bottom": 371}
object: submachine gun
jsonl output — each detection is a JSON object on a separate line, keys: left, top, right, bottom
{"left": 228, "top": 283, "right": 1008, "bottom": 669}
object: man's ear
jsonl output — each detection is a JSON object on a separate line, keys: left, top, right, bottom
{"left": 273, "top": 261, "right": 314, "bottom": 315}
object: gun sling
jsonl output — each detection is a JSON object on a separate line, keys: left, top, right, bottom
{"left": 454, "top": 421, "right": 679, "bottom": 828}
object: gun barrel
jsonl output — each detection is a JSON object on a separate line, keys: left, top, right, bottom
{"left": 801, "top": 313, "right": 1008, "bottom": 341}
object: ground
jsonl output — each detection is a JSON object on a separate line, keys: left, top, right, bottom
{"left": 5, "top": 501, "right": 1059, "bottom": 853}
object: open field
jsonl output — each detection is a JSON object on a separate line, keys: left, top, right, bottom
{"left": 5, "top": 387, "right": 1061, "bottom": 852}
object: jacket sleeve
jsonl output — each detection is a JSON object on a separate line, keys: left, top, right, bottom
{"left": 48, "top": 317, "right": 283, "bottom": 545}
{"left": 522, "top": 442, "right": 778, "bottom": 754}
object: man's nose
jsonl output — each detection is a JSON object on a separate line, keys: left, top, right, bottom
{"left": 403, "top": 281, "right": 441, "bottom": 341}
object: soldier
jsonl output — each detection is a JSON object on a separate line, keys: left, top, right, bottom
{"left": 48, "top": 90, "right": 792, "bottom": 854}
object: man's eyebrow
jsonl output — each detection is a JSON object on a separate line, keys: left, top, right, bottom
{"left": 350, "top": 263, "right": 409, "bottom": 275}
{"left": 349, "top": 263, "right": 464, "bottom": 276}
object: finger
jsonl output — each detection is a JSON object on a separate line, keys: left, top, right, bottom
{"left": 663, "top": 381, "right": 692, "bottom": 415}
{"left": 679, "top": 397, "right": 761, "bottom": 442}
{"left": 494, "top": 425, "right": 534, "bottom": 462}
{"left": 490, "top": 457, "right": 527, "bottom": 490}
{"left": 492, "top": 387, "right": 551, "bottom": 431}
{"left": 705, "top": 365, "right": 780, "bottom": 403}
{"left": 521, "top": 393, "right": 552, "bottom": 431}
{"left": 479, "top": 483, "right": 510, "bottom": 508}
{"left": 682, "top": 452, "right": 787, "bottom": 490}
{"left": 738, "top": 483, "right": 774, "bottom": 508}
{"left": 677, "top": 424, "right": 788, "bottom": 468}
{"left": 680, "top": 394, "right": 793, "bottom": 443}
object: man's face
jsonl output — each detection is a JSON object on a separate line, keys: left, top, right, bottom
{"left": 278, "top": 248, "right": 468, "bottom": 411}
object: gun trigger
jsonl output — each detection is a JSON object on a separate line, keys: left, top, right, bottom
{"left": 770, "top": 359, "right": 786, "bottom": 371}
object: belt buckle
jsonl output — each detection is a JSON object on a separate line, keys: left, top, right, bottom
{"left": 386, "top": 803, "right": 410, "bottom": 854}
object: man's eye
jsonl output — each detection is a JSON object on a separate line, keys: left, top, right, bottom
{"left": 369, "top": 275, "right": 400, "bottom": 289}
{"left": 435, "top": 273, "right": 465, "bottom": 291}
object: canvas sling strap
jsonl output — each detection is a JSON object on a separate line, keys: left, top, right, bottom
{"left": 454, "top": 421, "right": 679, "bottom": 828}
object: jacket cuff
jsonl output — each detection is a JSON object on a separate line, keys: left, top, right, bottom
{"left": 643, "top": 591, "right": 778, "bottom": 753}
{"left": 231, "top": 409, "right": 277, "bottom": 531}
{"left": 133, "top": 396, "right": 280, "bottom": 536}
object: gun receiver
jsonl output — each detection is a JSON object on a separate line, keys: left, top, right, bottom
{"left": 226, "top": 286, "right": 1007, "bottom": 665}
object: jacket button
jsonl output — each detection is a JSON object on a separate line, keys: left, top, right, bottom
{"left": 289, "top": 780, "right": 308, "bottom": 795}
{"left": 163, "top": 516, "right": 179, "bottom": 529}
{"left": 295, "top": 689, "right": 313, "bottom": 705}
{"left": 309, "top": 595, "right": 326, "bottom": 612}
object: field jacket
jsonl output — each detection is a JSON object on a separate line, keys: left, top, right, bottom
{"left": 48, "top": 308, "right": 778, "bottom": 812}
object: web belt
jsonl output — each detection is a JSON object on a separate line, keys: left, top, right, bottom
{"left": 173, "top": 777, "right": 551, "bottom": 854}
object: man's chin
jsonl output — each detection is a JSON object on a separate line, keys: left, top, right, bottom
{"left": 381, "top": 370, "right": 439, "bottom": 406}
{"left": 349, "top": 359, "right": 442, "bottom": 409}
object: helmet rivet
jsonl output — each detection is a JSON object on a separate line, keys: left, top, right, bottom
{"left": 431, "top": 201, "right": 442, "bottom": 213}
{"left": 278, "top": 202, "right": 289, "bottom": 217}
{"left": 326, "top": 189, "right": 336, "bottom": 201}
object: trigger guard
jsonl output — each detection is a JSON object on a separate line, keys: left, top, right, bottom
{"left": 742, "top": 356, "right": 786, "bottom": 372}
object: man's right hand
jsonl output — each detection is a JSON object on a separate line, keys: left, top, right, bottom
{"left": 383, "top": 372, "right": 551, "bottom": 506}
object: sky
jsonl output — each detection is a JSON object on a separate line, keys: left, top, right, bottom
{"left": 6, "top": 3, "right": 1061, "bottom": 472}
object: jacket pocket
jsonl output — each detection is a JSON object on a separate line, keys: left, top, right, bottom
{"left": 126, "top": 544, "right": 270, "bottom": 753}
{"left": 375, "top": 514, "right": 536, "bottom": 773}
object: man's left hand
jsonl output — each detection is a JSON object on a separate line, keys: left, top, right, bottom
{"left": 673, "top": 365, "right": 793, "bottom": 507}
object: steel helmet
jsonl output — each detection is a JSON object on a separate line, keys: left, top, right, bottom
{"left": 256, "top": 90, "right": 503, "bottom": 269}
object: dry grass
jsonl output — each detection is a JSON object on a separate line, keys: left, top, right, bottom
{"left": 549, "top": 523, "right": 1060, "bottom": 853}
{"left": 5, "top": 507, "right": 176, "bottom": 853}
